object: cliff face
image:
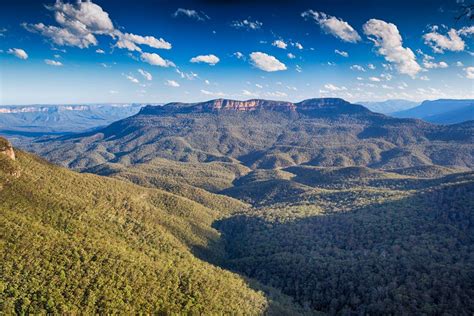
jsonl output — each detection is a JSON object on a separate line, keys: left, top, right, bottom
{"left": 139, "top": 98, "right": 365, "bottom": 115}
{"left": 0, "top": 137, "right": 15, "bottom": 160}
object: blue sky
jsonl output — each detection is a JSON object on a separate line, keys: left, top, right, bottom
{"left": 0, "top": 0, "right": 473, "bottom": 105}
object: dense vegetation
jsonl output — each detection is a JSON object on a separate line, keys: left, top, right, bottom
{"left": 0, "top": 145, "right": 304, "bottom": 314}
{"left": 2, "top": 99, "right": 473, "bottom": 314}
{"left": 26, "top": 99, "right": 474, "bottom": 171}
{"left": 217, "top": 177, "right": 474, "bottom": 314}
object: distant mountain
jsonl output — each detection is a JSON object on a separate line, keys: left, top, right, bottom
{"left": 0, "top": 104, "right": 146, "bottom": 134}
{"left": 26, "top": 98, "right": 474, "bottom": 171}
{"left": 357, "top": 99, "right": 420, "bottom": 114}
{"left": 393, "top": 99, "right": 474, "bottom": 124}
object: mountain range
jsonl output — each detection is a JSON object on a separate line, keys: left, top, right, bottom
{"left": 357, "top": 99, "right": 420, "bottom": 114}
{"left": 2, "top": 97, "right": 474, "bottom": 314}
{"left": 0, "top": 104, "right": 145, "bottom": 134}
{"left": 392, "top": 99, "right": 474, "bottom": 124}
{"left": 29, "top": 98, "right": 473, "bottom": 171}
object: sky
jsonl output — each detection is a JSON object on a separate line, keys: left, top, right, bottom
{"left": 0, "top": 0, "right": 473, "bottom": 105}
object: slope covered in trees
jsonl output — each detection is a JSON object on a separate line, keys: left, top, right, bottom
{"left": 0, "top": 139, "right": 303, "bottom": 314}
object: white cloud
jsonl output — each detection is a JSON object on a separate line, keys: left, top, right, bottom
{"left": 465, "top": 67, "right": 474, "bottom": 79}
{"left": 7, "top": 48, "right": 28, "bottom": 59}
{"left": 234, "top": 51, "right": 244, "bottom": 59}
{"left": 255, "top": 84, "right": 263, "bottom": 88}
{"left": 231, "top": 19, "right": 262, "bottom": 30}
{"left": 423, "top": 28, "right": 465, "bottom": 53}
{"left": 176, "top": 69, "right": 198, "bottom": 80}
{"left": 126, "top": 75, "right": 139, "bottom": 83}
{"left": 200, "top": 89, "right": 226, "bottom": 97}
{"left": 302, "top": 10, "right": 361, "bottom": 43}
{"left": 296, "top": 65, "right": 302, "bottom": 72}
{"left": 165, "top": 79, "right": 180, "bottom": 87}
{"left": 249, "top": 52, "right": 287, "bottom": 72}
{"left": 363, "top": 19, "right": 421, "bottom": 77}
{"left": 456, "top": 61, "right": 464, "bottom": 67}
{"left": 368, "top": 63, "right": 376, "bottom": 70}
{"left": 95, "top": 48, "right": 105, "bottom": 54}
{"left": 369, "top": 76, "right": 381, "bottom": 82}
{"left": 140, "top": 52, "right": 175, "bottom": 67}
{"left": 272, "top": 40, "right": 287, "bottom": 49}
{"left": 23, "top": 0, "right": 113, "bottom": 49}
{"left": 115, "top": 32, "right": 171, "bottom": 52}
{"left": 287, "top": 53, "right": 296, "bottom": 59}
{"left": 423, "top": 60, "right": 449, "bottom": 69}
{"left": 23, "top": 0, "right": 172, "bottom": 53}
{"left": 458, "top": 26, "right": 474, "bottom": 36}
{"left": 419, "top": 75, "right": 430, "bottom": 81}
{"left": 173, "top": 8, "right": 209, "bottom": 21}
{"left": 190, "top": 54, "right": 220, "bottom": 65}
{"left": 324, "top": 83, "right": 347, "bottom": 91}
{"left": 294, "top": 42, "right": 303, "bottom": 49}
{"left": 44, "top": 59, "right": 63, "bottom": 66}
{"left": 138, "top": 69, "right": 152, "bottom": 81}
{"left": 23, "top": 22, "right": 98, "bottom": 48}
{"left": 334, "top": 49, "right": 348, "bottom": 57}
{"left": 350, "top": 64, "right": 366, "bottom": 72}
{"left": 380, "top": 73, "right": 393, "bottom": 80}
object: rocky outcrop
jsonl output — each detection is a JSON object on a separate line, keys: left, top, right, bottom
{"left": 139, "top": 98, "right": 368, "bottom": 115}
{"left": 0, "top": 137, "right": 15, "bottom": 160}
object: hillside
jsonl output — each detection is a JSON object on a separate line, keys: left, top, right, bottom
{"left": 0, "top": 138, "right": 302, "bottom": 314}
{"left": 25, "top": 98, "right": 474, "bottom": 171}
{"left": 393, "top": 99, "right": 474, "bottom": 124}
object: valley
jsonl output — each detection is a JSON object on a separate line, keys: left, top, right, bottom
{"left": 1, "top": 98, "right": 473, "bottom": 314}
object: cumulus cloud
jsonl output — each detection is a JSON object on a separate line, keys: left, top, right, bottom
{"left": 368, "top": 76, "right": 381, "bottom": 82}
{"left": 368, "top": 63, "right": 376, "bottom": 70}
{"left": 423, "top": 60, "right": 448, "bottom": 69}
{"left": 95, "top": 48, "right": 105, "bottom": 54}
{"left": 363, "top": 19, "right": 421, "bottom": 77}
{"left": 465, "top": 67, "right": 474, "bottom": 79}
{"left": 287, "top": 53, "right": 296, "bottom": 59}
{"left": 302, "top": 10, "right": 361, "bottom": 43}
{"left": 419, "top": 75, "right": 430, "bottom": 81}
{"left": 23, "top": 0, "right": 172, "bottom": 53}
{"left": 7, "top": 48, "right": 28, "bottom": 59}
{"left": 230, "top": 18, "right": 262, "bottom": 30}
{"left": 23, "top": 22, "right": 98, "bottom": 48}
{"left": 165, "top": 80, "right": 180, "bottom": 87}
{"left": 115, "top": 32, "right": 171, "bottom": 52}
{"left": 45, "top": 59, "right": 63, "bottom": 66}
{"left": 173, "top": 8, "right": 209, "bottom": 21}
{"left": 138, "top": 69, "right": 152, "bottom": 81}
{"left": 272, "top": 40, "right": 287, "bottom": 49}
{"left": 423, "top": 28, "right": 465, "bottom": 53}
{"left": 190, "top": 54, "right": 220, "bottom": 65}
{"left": 249, "top": 52, "right": 287, "bottom": 72}
{"left": 335, "top": 49, "right": 348, "bottom": 57}
{"left": 140, "top": 52, "right": 175, "bottom": 67}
